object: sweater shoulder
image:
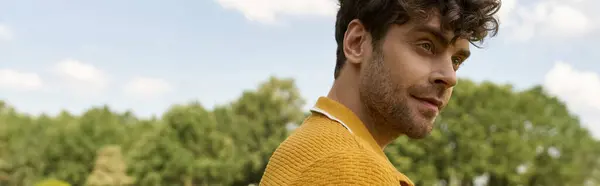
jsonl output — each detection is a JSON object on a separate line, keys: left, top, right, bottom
{"left": 290, "top": 147, "right": 400, "bottom": 185}
{"left": 259, "top": 114, "right": 360, "bottom": 185}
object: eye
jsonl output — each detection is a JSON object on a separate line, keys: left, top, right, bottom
{"left": 452, "top": 56, "right": 464, "bottom": 70}
{"left": 418, "top": 41, "right": 434, "bottom": 53}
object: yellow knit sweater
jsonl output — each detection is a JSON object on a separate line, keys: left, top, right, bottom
{"left": 260, "top": 97, "right": 414, "bottom": 186}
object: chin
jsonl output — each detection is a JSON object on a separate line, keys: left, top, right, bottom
{"left": 403, "top": 117, "right": 435, "bottom": 139}
{"left": 405, "top": 127, "right": 433, "bottom": 139}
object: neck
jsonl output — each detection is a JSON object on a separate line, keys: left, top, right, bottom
{"left": 327, "top": 69, "right": 400, "bottom": 149}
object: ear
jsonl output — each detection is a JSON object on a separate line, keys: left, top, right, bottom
{"left": 343, "top": 19, "right": 371, "bottom": 65}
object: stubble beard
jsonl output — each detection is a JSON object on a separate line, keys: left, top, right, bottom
{"left": 358, "top": 49, "right": 433, "bottom": 139}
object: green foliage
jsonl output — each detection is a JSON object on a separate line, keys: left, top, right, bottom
{"left": 35, "top": 179, "right": 71, "bottom": 186}
{"left": 85, "top": 145, "right": 133, "bottom": 186}
{"left": 0, "top": 76, "right": 598, "bottom": 186}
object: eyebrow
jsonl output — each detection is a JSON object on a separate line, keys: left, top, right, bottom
{"left": 412, "top": 25, "right": 471, "bottom": 58}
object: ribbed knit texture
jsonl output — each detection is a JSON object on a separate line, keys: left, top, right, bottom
{"left": 259, "top": 112, "right": 413, "bottom": 186}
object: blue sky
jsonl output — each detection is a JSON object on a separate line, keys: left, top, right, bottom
{"left": 1, "top": 0, "right": 599, "bottom": 138}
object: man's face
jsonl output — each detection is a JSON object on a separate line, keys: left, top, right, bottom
{"left": 359, "top": 14, "right": 470, "bottom": 139}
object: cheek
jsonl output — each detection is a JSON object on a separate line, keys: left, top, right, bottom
{"left": 443, "top": 88, "right": 454, "bottom": 103}
{"left": 382, "top": 44, "right": 432, "bottom": 85}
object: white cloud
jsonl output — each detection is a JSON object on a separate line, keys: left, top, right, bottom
{"left": 497, "top": 0, "right": 517, "bottom": 27}
{"left": 0, "top": 69, "right": 43, "bottom": 91}
{"left": 543, "top": 61, "right": 600, "bottom": 139}
{"left": 53, "top": 59, "right": 108, "bottom": 92}
{"left": 0, "top": 24, "right": 14, "bottom": 41}
{"left": 539, "top": 3, "right": 591, "bottom": 37}
{"left": 215, "top": 0, "right": 338, "bottom": 24}
{"left": 123, "top": 77, "right": 172, "bottom": 99}
{"left": 504, "top": 0, "right": 594, "bottom": 41}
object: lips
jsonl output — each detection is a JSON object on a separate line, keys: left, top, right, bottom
{"left": 412, "top": 96, "right": 443, "bottom": 110}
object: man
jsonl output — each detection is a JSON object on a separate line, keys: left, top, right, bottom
{"left": 260, "top": 0, "right": 501, "bottom": 185}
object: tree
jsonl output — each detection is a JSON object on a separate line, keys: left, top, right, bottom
{"left": 129, "top": 102, "right": 243, "bottom": 185}
{"left": 0, "top": 104, "right": 48, "bottom": 186}
{"left": 515, "top": 87, "right": 600, "bottom": 186}
{"left": 85, "top": 145, "right": 133, "bottom": 186}
{"left": 40, "top": 106, "right": 129, "bottom": 185}
{"left": 227, "top": 76, "right": 306, "bottom": 185}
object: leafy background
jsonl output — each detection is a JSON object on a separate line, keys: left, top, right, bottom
{"left": 1, "top": 77, "right": 599, "bottom": 186}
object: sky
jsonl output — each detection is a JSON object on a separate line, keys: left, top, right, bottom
{"left": 0, "top": 0, "right": 599, "bottom": 138}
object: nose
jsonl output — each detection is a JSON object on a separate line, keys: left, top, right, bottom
{"left": 429, "top": 60, "right": 457, "bottom": 89}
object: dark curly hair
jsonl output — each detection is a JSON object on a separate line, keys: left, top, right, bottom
{"left": 333, "top": 0, "right": 501, "bottom": 79}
